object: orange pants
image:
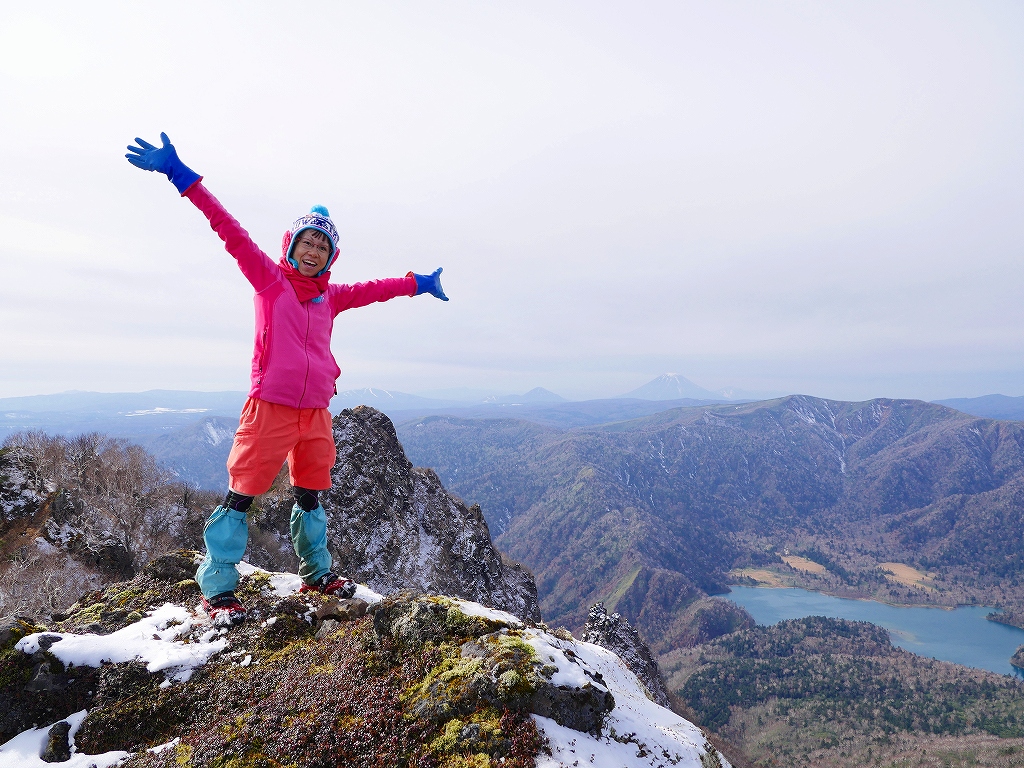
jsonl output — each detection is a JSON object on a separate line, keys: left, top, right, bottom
{"left": 226, "top": 397, "right": 336, "bottom": 495}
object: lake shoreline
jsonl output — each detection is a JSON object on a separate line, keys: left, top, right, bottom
{"left": 727, "top": 580, "right": 968, "bottom": 611}
{"left": 724, "top": 585, "right": 1024, "bottom": 677}
{"left": 727, "top": 580, "right": 1024, "bottom": 631}
{"left": 729, "top": 557, "right": 1024, "bottom": 634}
{"left": 727, "top": 563, "right": 1024, "bottom": 629}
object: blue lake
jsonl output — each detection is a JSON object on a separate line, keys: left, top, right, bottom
{"left": 725, "top": 586, "right": 1024, "bottom": 677}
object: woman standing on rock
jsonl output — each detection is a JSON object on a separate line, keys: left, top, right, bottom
{"left": 126, "top": 133, "right": 448, "bottom": 625}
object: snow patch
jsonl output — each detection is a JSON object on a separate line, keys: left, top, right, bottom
{"left": 16, "top": 603, "right": 227, "bottom": 683}
{"left": 124, "top": 407, "right": 209, "bottom": 416}
{"left": 203, "top": 420, "right": 234, "bottom": 446}
{"left": 2, "top": 583, "right": 724, "bottom": 768}
{"left": 451, "top": 599, "right": 524, "bottom": 627}
{"left": 522, "top": 630, "right": 605, "bottom": 690}
{"left": 237, "top": 561, "right": 303, "bottom": 596}
{"left": 33, "top": 537, "right": 58, "bottom": 555}
{"left": 235, "top": 561, "right": 382, "bottom": 603}
{"left": 519, "top": 626, "right": 729, "bottom": 768}
{"left": 354, "top": 583, "right": 383, "bottom": 604}
{"left": 147, "top": 737, "right": 180, "bottom": 754}
{"left": 434, "top": 599, "right": 728, "bottom": 767}
{"left": 0, "top": 710, "right": 127, "bottom": 768}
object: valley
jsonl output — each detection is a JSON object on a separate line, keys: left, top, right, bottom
{"left": 391, "top": 394, "right": 1024, "bottom": 763}
{"left": 6, "top": 393, "right": 1024, "bottom": 766}
{"left": 662, "top": 616, "right": 1024, "bottom": 767}
{"left": 396, "top": 395, "right": 1024, "bottom": 637}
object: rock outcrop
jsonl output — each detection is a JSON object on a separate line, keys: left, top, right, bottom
{"left": 374, "top": 592, "right": 615, "bottom": 736}
{"left": 0, "top": 560, "right": 552, "bottom": 766}
{"left": 0, "top": 446, "right": 42, "bottom": 522}
{"left": 324, "top": 406, "right": 541, "bottom": 622}
{"left": 43, "top": 491, "right": 134, "bottom": 578}
{"left": 581, "top": 602, "right": 671, "bottom": 706}
{"left": 0, "top": 558, "right": 729, "bottom": 768}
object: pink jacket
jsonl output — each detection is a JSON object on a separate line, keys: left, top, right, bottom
{"left": 184, "top": 183, "right": 416, "bottom": 410}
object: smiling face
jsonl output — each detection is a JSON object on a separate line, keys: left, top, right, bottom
{"left": 292, "top": 229, "right": 333, "bottom": 277}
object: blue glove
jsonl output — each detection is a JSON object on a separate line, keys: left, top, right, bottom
{"left": 413, "top": 268, "right": 449, "bottom": 301}
{"left": 125, "top": 132, "right": 202, "bottom": 195}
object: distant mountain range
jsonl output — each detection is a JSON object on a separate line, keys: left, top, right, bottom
{"left": 331, "top": 385, "right": 566, "bottom": 411}
{"left": 90, "top": 396, "right": 733, "bottom": 490}
{"left": 396, "top": 395, "right": 1024, "bottom": 643}
{"left": 932, "top": 394, "right": 1024, "bottom": 421}
{"left": 0, "top": 385, "right": 578, "bottom": 441}
{"left": 0, "top": 374, "right": 772, "bottom": 442}
{"left": 0, "top": 390, "right": 248, "bottom": 440}
{"left": 8, "top": 383, "right": 1024, "bottom": 505}
{"left": 486, "top": 386, "right": 567, "bottom": 404}
{"left": 137, "top": 416, "right": 239, "bottom": 490}
{"left": 0, "top": 377, "right": 737, "bottom": 476}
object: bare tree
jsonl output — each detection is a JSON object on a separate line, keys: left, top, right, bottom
{"left": 0, "top": 548, "right": 85, "bottom": 622}
{"left": 3, "top": 431, "right": 205, "bottom": 575}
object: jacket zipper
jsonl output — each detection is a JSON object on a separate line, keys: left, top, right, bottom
{"left": 257, "top": 327, "right": 268, "bottom": 385}
{"left": 298, "top": 303, "right": 311, "bottom": 407}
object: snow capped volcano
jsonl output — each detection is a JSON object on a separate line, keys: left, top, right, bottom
{"left": 620, "top": 374, "right": 725, "bottom": 401}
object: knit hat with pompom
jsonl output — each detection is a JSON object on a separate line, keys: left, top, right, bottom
{"left": 282, "top": 205, "right": 339, "bottom": 276}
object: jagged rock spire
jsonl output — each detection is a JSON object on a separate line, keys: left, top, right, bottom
{"left": 581, "top": 602, "right": 671, "bottom": 707}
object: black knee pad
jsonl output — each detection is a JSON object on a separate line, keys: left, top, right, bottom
{"left": 222, "top": 490, "right": 254, "bottom": 513}
{"left": 293, "top": 487, "right": 320, "bottom": 512}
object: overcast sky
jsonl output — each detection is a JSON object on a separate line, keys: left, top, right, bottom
{"left": 1, "top": 1, "right": 1022, "bottom": 402}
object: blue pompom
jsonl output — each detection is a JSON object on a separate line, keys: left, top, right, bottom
{"left": 310, "top": 205, "right": 330, "bottom": 217}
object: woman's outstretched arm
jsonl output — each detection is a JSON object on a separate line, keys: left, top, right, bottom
{"left": 125, "top": 132, "right": 278, "bottom": 292}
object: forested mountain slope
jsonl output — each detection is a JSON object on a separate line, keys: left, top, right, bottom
{"left": 398, "top": 396, "right": 1024, "bottom": 637}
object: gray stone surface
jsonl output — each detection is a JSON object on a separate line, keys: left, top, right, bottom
{"left": 25, "top": 662, "right": 65, "bottom": 693}
{"left": 581, "top": 602, "right": 671, "bottom": 706}
{"left": 41, "top": 720, "right": 71, "bottom": 763}
{"left": 324, "top": 407, "right": 541, "bottom": 622}
{"left": 314, "top": 597, "right": 368, "bottom": 623}
{"left": 373, "top": 593, "right": 614, "bottom": 735}
{"left": 528, "top": 681, "right": 615, "bottom": 735}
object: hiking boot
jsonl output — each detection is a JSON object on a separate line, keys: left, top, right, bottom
{"left": 300, "top": 572, "right": 357, "bottom": 598}
{"left": 202, "top": 592, "right": 246, "bottom": 626}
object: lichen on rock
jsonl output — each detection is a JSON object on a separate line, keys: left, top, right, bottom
{"left": 380, "top": 593, "right": 615, "bottom": 738}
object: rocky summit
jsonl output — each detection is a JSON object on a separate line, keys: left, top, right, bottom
{"left": 0, "top": 552, "right": 729, "bottom": 768}
{"left": 324, "top": 406, "right": 541, "bottom": 622}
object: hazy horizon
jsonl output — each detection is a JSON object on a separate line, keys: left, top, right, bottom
{"left": 1, "top": 375, "right": 1018, "bottom": 406}
{"left": 2, "top": 2, "right": 1023, "bottom": 403}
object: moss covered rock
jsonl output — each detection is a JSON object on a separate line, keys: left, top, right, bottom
{"left": 382, "top": 594, "right": 615, "bottom": 737}
{"left": 4, "top": 580, "right": 604, "bottom": 766}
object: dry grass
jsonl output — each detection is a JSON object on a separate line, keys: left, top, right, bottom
{"left": 731, "top": 568, "right": 790, "bottom": 587}
{"left": 729, "top": 557, "right": 831, "bottom": 589}
{"left": 879, "top": 562, "right": 936, "bottom": 591}
{"left": 783, "top": 556, "right": 828, "bottom": 575}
